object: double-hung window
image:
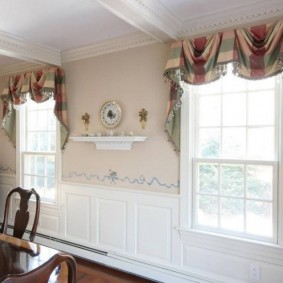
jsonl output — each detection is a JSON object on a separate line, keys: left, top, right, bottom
{"left": 19, "top": 98, "right": 57, "bottom": 202}
{"left": 184, "top": 64, "right": 281, "bottom": 243}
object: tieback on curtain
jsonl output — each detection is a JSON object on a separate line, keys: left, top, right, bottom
{"left": 1, "top": 67, "right": 69, "bottom": 150}
{"left": 163, "top": 20, "right": 283, "bottom": 151}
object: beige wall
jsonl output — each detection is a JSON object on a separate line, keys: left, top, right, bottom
{"left": 63, "top": 43, "right": 179, "bottom": 192}
{"left": 0, "top": 42, "right": 179, "bottom": 193}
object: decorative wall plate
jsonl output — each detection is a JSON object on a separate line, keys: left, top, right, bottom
{"left": 100, "top": 101, "right": 122, "bottom": 128}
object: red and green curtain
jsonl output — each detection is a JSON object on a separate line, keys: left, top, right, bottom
{"left": 164, "top": 20, "right": 283, "bottom": 151}
{"left": 1, "top": 67, "right": 69, "bottom": 149}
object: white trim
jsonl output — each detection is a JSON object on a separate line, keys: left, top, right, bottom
{"left": 35, "top": 235, "right": 208, "bottom": 283}
{"left": 177, "top": 228, "right": 283, "bottom": 266}
{"left": 181, "top": 72, "right": 282, "bottom": 244}
{"left": 0, "top": 1, "right": 282, "bottom": 73}
{"left": 178, "top": 1, "right": 283, "bottom": 38}
{"left": 0, "top": 62, "right": 46, "bottom": 76}
{"left": 180, "top": 93, "right": 193, "bottom": 228}
{"left": 277, "top": 75, "right": 283, "bottom": 246}
{"left": 61, "top": 32, "right": 157, "bottom": 63}
{"left": 0, "top": 30, "right": 61, "bottom": 66}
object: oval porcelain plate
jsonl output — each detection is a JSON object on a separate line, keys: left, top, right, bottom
{"left": 100, "top": 101, "right": 122, "bottom": 128}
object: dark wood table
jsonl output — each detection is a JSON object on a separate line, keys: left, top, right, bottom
{"left": 0, "top": 234, "right": 76, "bottom": 282}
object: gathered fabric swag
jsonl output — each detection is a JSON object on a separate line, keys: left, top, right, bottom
{"left": 164, "top": 20, "right": 283, "bottom": 151}
{"left": 1, "top": 67, "right": 69, "bottom": 149}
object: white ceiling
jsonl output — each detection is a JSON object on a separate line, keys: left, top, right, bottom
{"left": 0, "top": 0, "right": 282, "bottom": 75}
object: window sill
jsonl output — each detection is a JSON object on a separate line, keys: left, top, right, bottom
{"left": 176, "top": 227, "right": 283, "bottom": 265}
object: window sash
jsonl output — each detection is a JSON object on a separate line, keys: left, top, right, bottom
{"left": 192, "top": 158, "right": 278, "bottom": 242}
{"left": 20, "top": 99, "right": 58, "bottom": 203}
{"left": 185, "top": 72, "right": 281, "bottom": 243}
{"left": 22, "top": 152, "right": 56, "bottom": 202}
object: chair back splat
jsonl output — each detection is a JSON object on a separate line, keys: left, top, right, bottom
{"left": 1, "top": 187, "right": 40, "bottom": 242}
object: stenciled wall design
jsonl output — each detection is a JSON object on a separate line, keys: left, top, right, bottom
{"left": 0, "top": 166, "right": 16, "bottom": 175}
{"left": 63, "top": 169, "right": 179, "bottom": 190}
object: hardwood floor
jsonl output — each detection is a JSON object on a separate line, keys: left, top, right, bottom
{"left": 50, "top": 256, "right": 157, "bottom": 283}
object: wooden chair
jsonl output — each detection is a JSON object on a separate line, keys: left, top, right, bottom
{"left": 1, "top": 187, "right": 40, "bottom": 242}
{"left": 1, "top": 252, "right": 76, "bottom": 283}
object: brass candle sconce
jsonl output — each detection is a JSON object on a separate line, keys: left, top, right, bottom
{"left": 81, "top": 112, "right": 90, "bottom": 133}
{"left": 139, "top": 108, "right": 148, "bottom": 129}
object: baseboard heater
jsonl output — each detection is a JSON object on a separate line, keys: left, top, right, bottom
{"left": 36, "top": 232, "right": 108, "bottom": 256}
{"left": 2, "top": 224, "right": 107, "bottom": 256}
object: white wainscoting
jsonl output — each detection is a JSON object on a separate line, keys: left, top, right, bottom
{"left": 2, "top": 175, "right": 283, "bottom": 283}
{"left": 59, "top": 182, "right": 182, "bottom": 266}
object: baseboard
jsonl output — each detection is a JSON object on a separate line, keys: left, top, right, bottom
{"left": 34, "top": 234, "right": 211, "bottom": 283}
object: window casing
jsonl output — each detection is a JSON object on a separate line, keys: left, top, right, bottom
{"left": 181, "top": 66, "right": 282, "bottom": 243}
{"left": 18, "top": 99, "right": 58, "bottom": 203}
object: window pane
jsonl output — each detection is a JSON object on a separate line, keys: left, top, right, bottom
{"left": 36, "top": 176, "right": 45, "bottom": 189}
{"left": 247, "top": 76, "right": 275, "bottom": 90}
{"left": 222, "top": 127, "right": 246, "bottom": 159}
{"left": 38, "top": 110, "right": 48, "bottom": 131}
{"left": 27, "top": 133, "right": 38, "bottom": 151}
{"left": 247, "top": 165, "right": 273, "bottom": 200}
{"left": 248, "top": 91, "right": 274, "bottom": 126}
{"left": 197, "top": 195, "right": 218, "bottom": 227}
{"left": 199, "top": 95, "right": 221, "bottom": 127}
{"left": 24, "top": 155, "right": 35, "bottom": 175}
{"left": 49, "top": 132, "right": 56, "bottom": 151}
{"left": 221, "top": 164, "right": 244, "bottom": 197}
{"left": 220, "top": 197, "right": 244, "bottom": 232}
{"left": 36, "top": 156, "right": 45, "bottom": 176}
{"left": 27, "top": 111, "right": 38, "bottom": 131}
{"left": 222, "top": 93, "right": 246, "bottom": 126}
{"left": 247, "top": 127, "right": 274, "bottom": 160}
{"left": 196, "top": 80, "right": 221, "bottom": 95}
{"left": 246, "top": 200, "right": 272, "bottom": 237}
{"left": 38, "top": 132, "right": 48, "bottom": 151}
{"left": 199, "top": 128, "right": 220, "bottom": 158}
{"left": 198, "top": 164, "right": 218, "bottom": 194}
{"left": 24, "top": 175, "right": 35, "bottom": 188}
{"left": 48, "top": 112, "right": 56, "bottom": 131}
{"left": 46, "top": 156, "right": 55, "bottom": 177}
{"left": 222, "top": 75, "right": 246, "bottom": 93}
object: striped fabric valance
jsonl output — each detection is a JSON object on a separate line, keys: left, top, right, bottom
{"left": 164, "top": 20, "right": 283, "bottom": 151}
{"left": 1, "top": 67, "right": 69, "bottom": 149}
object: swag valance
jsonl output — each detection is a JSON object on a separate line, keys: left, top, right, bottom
{"left": 1, "top": 67, "right": 69, "bottom": 149}
{"left": 164, "top": 20, "right": 283, "bottom": 151}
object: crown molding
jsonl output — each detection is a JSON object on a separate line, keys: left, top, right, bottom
{"left": 0, "top": 61, "right": 47, "bottom": 77}
{"left": 61, "top": 32, "right": 157, "bottom": 63}
{"left": 178, "top": 2, "right": 283, "bottom": 38}
{"left": 0, "top": 30, "right": 61, "bottom": 66}
{"left": 0, "top": 0, "right": 282, "bottom": 73}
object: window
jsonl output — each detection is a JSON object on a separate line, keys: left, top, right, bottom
{"left": 19, "top": 99, "right": 57, "bottom": 202}
{"left": 184, "top": 65, "right": 282, "bottom": 243}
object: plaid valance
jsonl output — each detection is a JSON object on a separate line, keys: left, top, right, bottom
{"left": 1, "top": 67, "right": 69, "bottom": 149}
{"left": 164, "top": 20, "right": 283, "bottom": 151}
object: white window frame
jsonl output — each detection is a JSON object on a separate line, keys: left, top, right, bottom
{"left": 179, "top": 74, "right": 283, "bottom": 255}
{"left": 16, "top": 99, "right": 61, "bottom": 205}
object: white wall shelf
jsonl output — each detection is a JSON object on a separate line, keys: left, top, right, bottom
{"left": 69, "top": 136, "right": 147, "bottom": 150}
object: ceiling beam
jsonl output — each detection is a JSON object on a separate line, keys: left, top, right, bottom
{"left": 96, "top": 0, "right": 179, "bottom": 42}
{"left": 0, "top": 30, "right": 61, "bottom": 66}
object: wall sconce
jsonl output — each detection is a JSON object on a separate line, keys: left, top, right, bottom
{"left": 81, "top": 112, "right": 90, "bottom": 133}
{"left": 139, "top": 108, "right": 148, "bottom": 129}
